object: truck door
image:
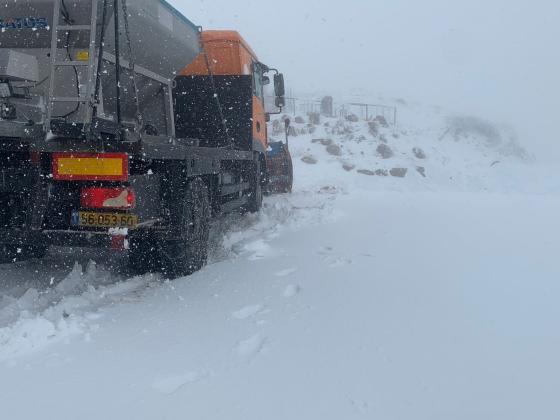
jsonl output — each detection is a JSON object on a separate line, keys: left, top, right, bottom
{"left": 252, "top": 62, "right": 267, "bottom": 152}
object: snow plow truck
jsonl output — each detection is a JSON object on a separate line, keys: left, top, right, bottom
{"left": 0, "top": 0, "right": 292, "bottom": 277}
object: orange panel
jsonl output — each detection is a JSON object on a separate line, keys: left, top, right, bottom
{"left": 181, "top": 43, "right": 239, "bottom": 76}
{"left": 180, "top": 30, "right": 257, "bottom": 77}
{"left": 253, "top": 96, "right": 267, "bottom": 150}
{"left": 201, "top": 31, "right": 258, "bottom": 59}
{"left": 179, "top": 30, "right": 268, "bottom": 152}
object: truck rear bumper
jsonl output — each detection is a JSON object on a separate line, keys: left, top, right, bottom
{"left": 0, "top": 229, "right": 130, "bottom": 250}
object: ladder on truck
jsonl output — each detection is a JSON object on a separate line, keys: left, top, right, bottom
{"left": 45, "top": 0, "right": 99, "bottom": 133}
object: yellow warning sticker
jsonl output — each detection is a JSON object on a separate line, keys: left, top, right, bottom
{"left": 76, "top": 51, "right": 90, "bottom": 61}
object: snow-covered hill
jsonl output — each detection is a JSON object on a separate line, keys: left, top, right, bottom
{"left": 1, "top": 98, "right": 559, "bottom": 420}
{"left": 281, "top": 97, "right": 556, "bottom": 194}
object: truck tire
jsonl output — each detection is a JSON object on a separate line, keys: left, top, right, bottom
{"left": 160, "top": 178, "right": 211, "bottom": 278}
{"left": 282, "top": 146, "right": 294, "bottom": 194}
{"left": 245, "top": 155, "right": 264, "bottom": 213}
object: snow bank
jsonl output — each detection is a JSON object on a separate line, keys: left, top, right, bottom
{"left": 0, "top": 261, "right": 159, "bottom": 361}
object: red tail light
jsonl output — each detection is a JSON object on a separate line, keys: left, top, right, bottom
{"left": 81, "top": 187, "right": 136, "bottom": 209}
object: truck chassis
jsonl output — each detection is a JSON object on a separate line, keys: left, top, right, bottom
{"left": 0, "top": 130, "right": 266, "bottom": 277}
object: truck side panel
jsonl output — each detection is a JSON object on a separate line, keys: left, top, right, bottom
{"left": 174, "top": 75, "right": 253, "bottom": 151}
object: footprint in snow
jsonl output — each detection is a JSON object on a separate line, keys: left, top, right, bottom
{"left": 153, "top": 370, "right": 209, "bottom": 395}
{"left": 283, "top": 284, "right": 301, "bottom": 298}
{"left": 317, "top": 246, "right": 334, "bottom": 256}
{"left": 235, "top": 334, "right": 266, "bottom": 360}
{"left": 232, "top": 304, "right": 265, "bottom": 320}
{"left": 243, "top": 239, "right": 273, "bottom": 261}
{"left": 274, "top": 267, "right": 298, "bottom": 277}
{"left": 324, "top": 256, "right": 352, "bottom": 268}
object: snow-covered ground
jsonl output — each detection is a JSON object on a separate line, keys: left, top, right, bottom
{"left": 1, "top": 100, "right": 559, "bottom": 419}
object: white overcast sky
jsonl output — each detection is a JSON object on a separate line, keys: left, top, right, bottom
{"left": 171, "top": 0, "right": 560, "bottom": 160}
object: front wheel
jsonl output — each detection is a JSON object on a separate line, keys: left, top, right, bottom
{"left": 244, "top": 155, "right": 265, "bottom": 213}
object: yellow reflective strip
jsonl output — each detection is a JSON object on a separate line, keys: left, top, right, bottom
{"left": 57, "top": 158, "right": 123, "bottom": 176}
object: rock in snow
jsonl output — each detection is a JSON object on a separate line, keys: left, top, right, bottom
{"left": 390, "top": 167, "right": 408, "bottom": 178}
{"left": 357, "top": 169, "right": 375, "bottom": 176}
{"left": 326, "top": 144, "right": 342, "bottom": 156}
{"left": 312, "top": 138, "right": 333, "bottom": 146}
{"left": 413, "top": 147, "right": 427, "bottom": 159}
{"left": 301, "top": 155, "right": 318, "bottom": 164}
{"left": 377, "top": 143, "right": 394, "bottom": 159}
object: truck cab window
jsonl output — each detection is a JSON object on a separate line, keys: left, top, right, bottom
{"left": 253, "top": 63, "right": 264, "bottom": 100}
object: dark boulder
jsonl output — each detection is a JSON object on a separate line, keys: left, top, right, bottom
{"left": 377, "top": 144, "right": 394, "bottom": 159}
{"left": 390, "top": 168, "right": 408, "bottom": 178}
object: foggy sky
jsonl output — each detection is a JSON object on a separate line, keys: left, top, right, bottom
{"left": 172, "top": 0, "right": 560, "bottom": 161}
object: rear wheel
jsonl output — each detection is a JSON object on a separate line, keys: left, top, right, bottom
{"left": 160, "top": 178, "right": 211, "bottom": 279}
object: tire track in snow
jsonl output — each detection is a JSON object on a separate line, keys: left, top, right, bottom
{"left": 0, "top": 191, "right": 336, "bottom": 361}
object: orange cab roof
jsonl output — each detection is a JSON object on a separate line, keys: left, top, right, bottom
{"left": 201, "top": 30, "right": 259, "bottom": 61}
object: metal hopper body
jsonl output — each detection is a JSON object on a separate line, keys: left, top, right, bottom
{"left": 0, "top": 0, "right": 201, "bottom": 139}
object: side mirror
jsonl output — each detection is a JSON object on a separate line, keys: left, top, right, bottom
{"left": 261, "top": 75, "right": 271, "bottom": 86}
{"left": 275, "top": 96, "right": 286, "bottom": 108}
{"left": 274, "top": 73, "right": 285, "bottom": 97}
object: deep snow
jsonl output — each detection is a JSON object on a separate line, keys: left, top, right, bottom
{"left": 0, "top": 99, "right": 559, "bottom": 419}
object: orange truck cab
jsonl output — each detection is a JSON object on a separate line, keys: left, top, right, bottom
{"left": 177, "top": 30, "right": 286, "bottom": 156}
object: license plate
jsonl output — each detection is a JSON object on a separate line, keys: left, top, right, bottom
{"left": 71, "top": 211, "right": 138, "bottom": 229}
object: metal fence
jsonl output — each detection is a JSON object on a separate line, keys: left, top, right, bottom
{"left": 282, "top": 98, "right": 323, "bottom": 116}
{"left": 273, "top": 96, "right": 398, "bottom": 126}
{"left": 339, "top": 103, "right": 398, "bottom": 125}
